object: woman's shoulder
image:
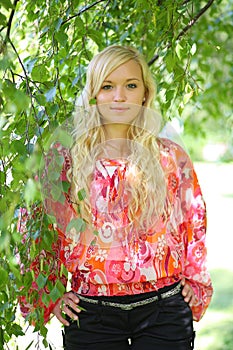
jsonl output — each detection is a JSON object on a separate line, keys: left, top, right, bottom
{"left": 158, "top": 137, "right": 192, "bottom": 167}
{"left": 158, "top": 137, "right": 187, "bottom": 154}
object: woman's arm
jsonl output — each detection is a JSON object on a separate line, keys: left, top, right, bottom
{"left": 177, "top": 148, "right": 213, "bottom": 321}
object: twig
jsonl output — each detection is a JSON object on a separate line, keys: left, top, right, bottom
{"left": 176, "top": 0, "right": 215, "bottom": 40}
{"left": 148, "top": 0, "right": 216, "bottom": 66}
{"left": 148, "top": 53, "right": 160, "bottom": 66}
{"left": 62, "top": 0, "right": 108, "bottom": 25}
{"left": 8, "top": 38, "right": 45, "bottom": 147}
{"left": 56, "top": 67, "right": 67, "bottom": 115}
{"left": 8, "top": 38, "right": 30, "bottom": 94}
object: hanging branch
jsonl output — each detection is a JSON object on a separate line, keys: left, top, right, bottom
{"left": 4, "top": 0, "right": 20, "bottom": 39}
{"left": 62, "top": 0, "right": 108, "bottom": 25}
{"left": 148, "top": 0, "right": 215, "bottom": 66}
{"left": 176, "top": 0, "right": 215, "bottom": 40}
{"left": 8, "top": 38, "right": 30, "bottom": 94}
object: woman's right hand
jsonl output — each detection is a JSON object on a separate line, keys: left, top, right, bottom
{"left": 52, "top": 291, "right": 82, "bottom": 326}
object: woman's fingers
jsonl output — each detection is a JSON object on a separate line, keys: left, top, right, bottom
{"left": 52, "top": 291, "right": 82, "bottom": 326}
{"left": 181, "top": 278, "right": 197, "bottom": 307}
{"left": 52, "top": 301, "right": 70, "bottom": 326}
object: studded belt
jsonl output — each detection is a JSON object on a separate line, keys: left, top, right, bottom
{"left": 76, "top": 282, "right": 182, "bottom": 311}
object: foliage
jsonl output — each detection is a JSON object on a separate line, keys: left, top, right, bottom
{"left": 0, "top": 0, "right": 232, "bottom": 348}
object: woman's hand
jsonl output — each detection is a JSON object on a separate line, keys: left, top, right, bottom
{"left": 52, "top": 291, "right": 81, "bottom": 326}
{"left": 181, "top": 278, "right": 197, "bottom": 308}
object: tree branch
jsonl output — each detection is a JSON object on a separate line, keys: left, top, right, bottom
{"left": 8, "top": 38, "right": 30, "bottom": 93}
{"left": 176, "top": 0, "right": 215, "bottom": 40}
{"left": 62, "top": 0, "right": 108, "bottom": 25}
{"left": 5, "top": 0, "right": 20, "bottom": 40}
{"left": 147, "top": 53, "right": 160, "bottom": 67}
{"left": 148, "top": 0, "right": 216, "bottom": 66}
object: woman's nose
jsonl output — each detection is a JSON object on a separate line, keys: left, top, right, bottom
{"left": 113, "top": 87, "right": 126, "bottom": 102}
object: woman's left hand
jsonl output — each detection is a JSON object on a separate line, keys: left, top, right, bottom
{"left": 181, "top": 278, "right": 197, "bottom": 307}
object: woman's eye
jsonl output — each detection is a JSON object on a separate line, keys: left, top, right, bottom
{"left": 127, "top": 83, "right": 137, "bottom": 89}
{"left": 102, "top": 85, "right": 112, "bottom": 90}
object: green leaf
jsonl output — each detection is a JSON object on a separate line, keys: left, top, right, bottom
{"left": 24, "top": 179, "right": 39, "bottom": 206}
{"left": 62, "top": 181, "right": 70, "bottom": 193}
{"left": 8, "top": 323, "right": 24, "bottom": 337}
{"left": 49, "top": 285, "right": 61, "bottom": 303}
{"left": 12, "top": 139, "right": 25, "bottom": 154}
{"left": 52, "top": 129, "right": 73, "bottom": 148}
{"left": 78, "top": 188, "right": 86, "bottom": 201}
{"left": 3, "top": 82, "right": 30, "bottom": 113}
{"left": 40, "top": 324, "right": 48, "bottom": 338}
{"left": 89, "top": 98, "right": 96, "bottom": 105}
{"left": 42, "top": 229, "right": 56, "bottom": 250}
{"left": 55, "top": 31, "right": 68, "bottom": 46}
{"left": 45, "top": 87, "right": 57, "bottom": 102}
{"left": 50, "top": 184, "right": 65, "bottom": 202}
{"left": 31, "top": 64, "right": 49, "bottom": 82}
{"left": 183, "top": 90, "right": 194, "bottom": 104}
{"left": 47, "top": 169, "right": 61, "bottom": 181}
{"left": 66, "top": 218, "right": 86, "bottom": 233}
{"left": 54, "top": 17, "right": 63, "bottom": 32}
{"left": 165, "top": 52, "right": 176, "bottom": 73}
{"left": 41, "top": 291, "right": 50, "bottom": 307}
{"left": 48, "top": 103, "right": 59, "bottom": 116}
{"left": 0, "top": 13, "right": 7, "bottom": 26}
{"left": 0, "top": 268, "right": 8, "bottom": 287}
{"left": 42, "top": 337, "right": 49, "bottom": 348}
{"left": 36, "top": 273, "right": 47, "bottom": 289}
{"left": 175, "top": 43, "right": 183, "bottom": 60}
{"left": 74, "top": 17, "right": 85, "bottom": 35}
{"left": 9, "top": 261, "right": 21, "bottom": 282}
{"left": 24, "top": 57, "right": 38, "bottom": 74}
{"left": 56, "top": 279, "right": 65, "bottom": 294}
{"left": 1, "top": 0, "right": 13, "bottom": 10}
{"left": 49, "top": 280, "right": 65, "bottom": 303}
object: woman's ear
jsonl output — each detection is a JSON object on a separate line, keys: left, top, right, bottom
{"left": 143, "top": 90, "right": 149, "bottom": 105}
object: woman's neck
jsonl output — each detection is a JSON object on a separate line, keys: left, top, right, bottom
{"left": 98, "top": 125, "right": 130, "bottom": 159}
{"left": 103, "top": 123, "right": 129, "bottom": 140}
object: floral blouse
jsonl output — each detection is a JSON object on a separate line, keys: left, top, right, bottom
{"left": 19, "top": 138, "right": 213, "bottom": 323}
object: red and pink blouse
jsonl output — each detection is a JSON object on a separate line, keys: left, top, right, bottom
{"left": 19, "top": 138, "right": 213, "bottom": 323}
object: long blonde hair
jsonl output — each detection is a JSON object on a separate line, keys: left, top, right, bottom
{"left": 69, "top": 45, "right": 167, "bottom": 229}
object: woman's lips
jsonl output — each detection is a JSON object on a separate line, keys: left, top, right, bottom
{"left": 110, "top": 107, "right": 130, "bottom": 112}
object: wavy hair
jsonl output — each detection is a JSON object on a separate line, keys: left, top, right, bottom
{"left": 68, "top": 45, "right": 167, "bottom": 229}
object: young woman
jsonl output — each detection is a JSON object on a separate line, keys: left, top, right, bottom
{"left": 20, "top": 45, "right": 213, "bottom": 350}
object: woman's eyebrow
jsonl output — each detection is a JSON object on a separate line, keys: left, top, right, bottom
{"left": 126, "top": 78, "right": 140, "bottom": 81}
{"left": 103, "top": 78, "right": 141, "bottom": 83}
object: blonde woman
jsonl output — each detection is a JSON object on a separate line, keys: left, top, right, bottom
{"left": 20, "top": 45, "right": 213, "bottom": 350}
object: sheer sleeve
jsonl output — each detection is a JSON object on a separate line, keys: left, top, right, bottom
{"left": 18, "top": 144, "right": 75, "bottom": 324}
{"left": 177, "top": 147, "right": 213, "bottom": 321}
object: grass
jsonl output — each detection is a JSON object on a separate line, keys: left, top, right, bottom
{"left": 195, "top": 269, "right": 233, "bottom": 350}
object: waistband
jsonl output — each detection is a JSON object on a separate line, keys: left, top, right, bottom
{"left": 76, "top": 282, "right": 182, "bottom": 311}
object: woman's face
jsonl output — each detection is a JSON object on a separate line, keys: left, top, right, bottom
{"left": 95, "top": 59, "right": 146, "bottom": 127}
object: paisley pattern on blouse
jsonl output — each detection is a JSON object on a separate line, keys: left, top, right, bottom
{"left": 19, "top": 138, "right": 213, "bottom": 322}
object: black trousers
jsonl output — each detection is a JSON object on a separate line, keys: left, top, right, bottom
{"left": 63, "top": 287, "right": 195, "bottom": 350}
